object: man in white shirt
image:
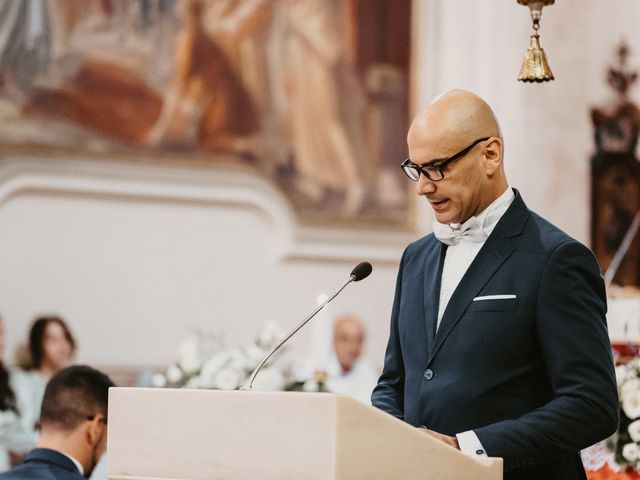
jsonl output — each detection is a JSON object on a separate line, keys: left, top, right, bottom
{"left": 324, "top": 315, "right": 379, "bottom": 404}
{"left": 0, "top": 366, "right": 114, "bottom": 480}
{"left": 371, "top": 89, "right": 618, "bottom": 479}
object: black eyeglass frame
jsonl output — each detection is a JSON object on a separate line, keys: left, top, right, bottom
{"left": 401, "top": 137, "right": 491, "bottom": 182}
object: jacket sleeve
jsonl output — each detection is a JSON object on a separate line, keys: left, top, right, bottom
{"left": 371, "top": 249, "right": 407, "bottom": 419}
{"left": 474, "top": 240, "right": 619, "bottom": 470}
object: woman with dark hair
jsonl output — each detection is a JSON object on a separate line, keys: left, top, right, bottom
{"left": 0, "top": 315, "right": 31, "bottom": 471}
{"left": 27, "top": 316, "right": 76, "bottom": 376}
{"left": 12, "top": 316, "right": 76, "bottom": 450}
{"left": 0, "top": 320, "right": 17, "bottom": 415}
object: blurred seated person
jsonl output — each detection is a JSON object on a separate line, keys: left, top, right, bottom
{"left": 324, "top": 315, "right": 379, "bottom": 404}
{"left": 0, "top": 315, "right": 31, "bottom": 471}
{"left": 13, "top": 316, "right": 76, "bottom": 444}
{"left": 0, "top": 365, "right": 114, "bottom": 480}
{"left": 293, "top": 314, "right": 379, "bottom": 403}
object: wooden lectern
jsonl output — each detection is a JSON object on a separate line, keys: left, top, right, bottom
{"left": 107, "top": 387, "right": 502, "bottom": 480}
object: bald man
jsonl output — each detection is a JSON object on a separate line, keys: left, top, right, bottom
{"left": 333, "top": 315, "right": 366, "bottom": 374}
{"left": 327, "top": 315, "right": 378, "bottom": 404}
{"left": 371, "top": 90, "right": 618, "bottom": 480}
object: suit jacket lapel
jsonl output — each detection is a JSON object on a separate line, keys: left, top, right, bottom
{"left": 423, "top": 241, "right": 447, "bottom": 351}
{"left": 428, "top": 190, "right": 529, "bottom": 363}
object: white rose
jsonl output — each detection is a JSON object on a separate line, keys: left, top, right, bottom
{"left": 244, "top": 344, "right": 265, "bottom": 370}
{"left": 213, "top": 369, "right": 244, "bottom": 390}
{"left": 623, "top": 442, "right": 640, "bottom": 462}
{"left": 184, "top": 376, "right": 203, "bottom": 389}
{"left": 151, "top": 373, "right": 167, "bottom": 388}
{"left": 617, "top": 365, "right": 632, "bottom": 386}
{"left": 251, "top": 367, "right": 285, "bottom": 391}
{"left": 256, "top": 322, "right": 285, "bottom": 350}
{"left": 623, "top": 391, "right": 640, "bottom": 420}
{"left": 630, "top": 358, "right": 640, "bottom": 372}
{"left": 200, "top": 352, "right": 231, "bottom": 382}
{"left": 630, "top": 420, "right": 640, "bottom": 442}
{"left": 226, "top": 349, "right": 246, "bottom": 372}
{"left": 176, "top": 334, "right": 202, "bottom": 375}
{"left": 303, "top": 379, "right": 319, "bottom": 392}
{"left": 622, "top": 378, "right": 640, "bottom": 398}
{"left": 166, "top": 365, "right": 183, "bottom": 384}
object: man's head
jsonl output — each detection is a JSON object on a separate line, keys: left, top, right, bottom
{"left": 406, "top": 89, "right": 508, "bottom": 224}
{"left": 38, "top": 365, "right": 115, "bottom": 478}
{"left": 333, "top": 315, "right": 366, "bottom": 373}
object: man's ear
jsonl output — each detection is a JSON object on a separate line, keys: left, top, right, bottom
{"left": 86, "top": 415, "right": 106, "bottom": 446}
{"left": 483, "top": 137, "right": 503, "bottom": 175}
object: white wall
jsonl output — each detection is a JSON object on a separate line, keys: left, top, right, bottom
{"left": 2, "top": 0, "right": 640, "bottom": 372}
{"left": 0, "top": 156, "right": 411, "bottom": 369}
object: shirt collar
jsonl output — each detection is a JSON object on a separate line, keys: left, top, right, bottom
{"left": 60, "top": 452, "right": 84, "bottom": 476}
{"left": 432, "top": 186, "right": 515, "bottom": 244}
{"left": 474, "top": 186, "right": 514, "bottom": 236}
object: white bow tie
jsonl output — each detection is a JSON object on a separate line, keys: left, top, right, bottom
{"left": 433, "top": 217, "right": 488, "bottom": 246}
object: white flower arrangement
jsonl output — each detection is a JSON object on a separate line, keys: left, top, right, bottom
{"left": 610, "top": 358, "right": 640, "bottom": 469}
{"left": 152, "top": 322, "right": 290, "bottom": 391}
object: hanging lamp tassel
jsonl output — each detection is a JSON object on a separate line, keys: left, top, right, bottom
{"left": 518, "top": 34, "right": 554, "bottom": 82}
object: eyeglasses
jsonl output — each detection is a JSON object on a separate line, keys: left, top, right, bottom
{"left": 401, "top": 137, "right": 491, "bottom": 182}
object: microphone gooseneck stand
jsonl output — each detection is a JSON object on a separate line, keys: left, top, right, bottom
{"left": 240, "top": 262, "right": 372, "bottom": 391}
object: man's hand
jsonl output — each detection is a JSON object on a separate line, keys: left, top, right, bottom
{"left": 417, "top": 427, "right": 460, "bottom": 449}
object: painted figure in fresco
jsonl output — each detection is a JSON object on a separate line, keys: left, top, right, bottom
{"left": 2, "top": 0, "right": 257, "bottom": 153}
{"left": 146, "top": 0, "right": 260, "bottom": 153}
{"left": 277, "top": 0, "right": 367, "bottom": 216}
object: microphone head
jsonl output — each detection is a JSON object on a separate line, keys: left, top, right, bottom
{"left": 350, "top": 262, "right": 373, "bottom": 281}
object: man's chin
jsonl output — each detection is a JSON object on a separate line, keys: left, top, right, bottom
{"left": 431, "top": 203, "right": 458, "bottom": 224}
{"left": 434, "top": 212, "right": 458, "bottom": 225}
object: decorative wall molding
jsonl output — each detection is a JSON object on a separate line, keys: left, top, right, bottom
{"left": 0, "top": 155, "right": 412, "bottom": 264}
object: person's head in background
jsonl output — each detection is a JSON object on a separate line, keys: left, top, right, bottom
{"left": 29, "top": 316, "right": 76, "bottom": 378}
{"left": 333, "top": 314, "right": 366, "bottom": 374}
{"left": 38, "top": 365, "right": 114, "bottom": 478}
{"left": 0, "top": 315, "right": 17, "bottom": 413}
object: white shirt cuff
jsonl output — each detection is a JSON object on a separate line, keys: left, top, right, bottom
{"left": 456, "top": 430, "right": 488, "bottom": 457}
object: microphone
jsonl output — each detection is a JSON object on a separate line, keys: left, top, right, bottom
{"left": 350, "top": 261, "right": 372, "bottom": 282}
{"left": 240, "top": 262, "right": 373, "bottom": 391}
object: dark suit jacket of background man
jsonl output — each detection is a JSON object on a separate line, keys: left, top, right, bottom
{"left": 0, "top": 448, "right": 84, "bottom": 480}
{"left": 371, "top": 189, "right": 619, "bottom": 480}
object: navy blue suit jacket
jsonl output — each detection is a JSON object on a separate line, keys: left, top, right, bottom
{"left": 0, "top": 448, "right": 85, "bottom": 480}
{"left": 371, "top": 190, "right": 619, "bottom": 480}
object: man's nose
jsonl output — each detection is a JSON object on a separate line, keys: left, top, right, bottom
{"left": 416, "top": 174, "right": 436, "bottom": 195}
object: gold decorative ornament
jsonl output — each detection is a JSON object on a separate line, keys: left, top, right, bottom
{"left": 517, "top": 0, "right": 555, "bottom": 83}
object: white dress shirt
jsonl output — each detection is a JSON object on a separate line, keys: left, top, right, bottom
{"left": 433, "top": 186, "right": 515, "bottom": 456}
{"left": 324, "top": 352, "right": 380, "bottom": 405}
{"left": 293, "top": 351, "right": 380, "bottom": 405}
{"left": 436, "top": 187, "right": 515, "bottom": 328}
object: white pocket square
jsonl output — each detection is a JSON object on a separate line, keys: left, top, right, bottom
{"left": 473, "top": 294, "right": 516, "bottom": 301}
